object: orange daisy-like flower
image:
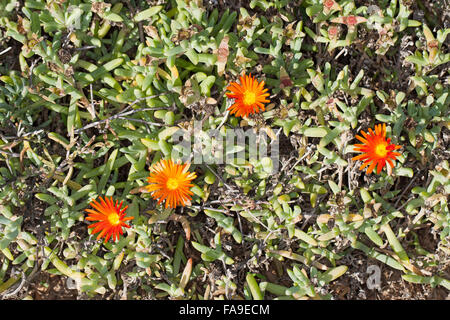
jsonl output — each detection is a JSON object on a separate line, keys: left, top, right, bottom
{"left": 352, "top": 124, "right": 401, "bottom": 174}
{"left": 85, "top": 196, "right": 134, "bottom": 242}
{"left": 225, "top": 73, "right": 270, "bottom": 118}
{"left": 146, "top": 159, "right": 197, "bottom": 209}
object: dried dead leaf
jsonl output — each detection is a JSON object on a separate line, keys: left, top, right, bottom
{"left": 216, "top": 36, "right": 229, "bottom": 76}
{"left": 279, "top": 67, "right": 293, "bottom": 89}
{"left": 169, "top": 214, "right": 191, "bottom": 240}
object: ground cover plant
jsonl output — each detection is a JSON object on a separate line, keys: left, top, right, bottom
{"left": 0, "top": 0, "right": 449, "bottom": 300}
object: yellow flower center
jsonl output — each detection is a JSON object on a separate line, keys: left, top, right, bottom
{"left": 243, "top": 90, "right": 256, "bottom": 105}
{"left": 108, "top": 212, "right": 120, "bottom": 226}
{"left": 166, "top": 177, "right": 179, "bottom": 190}
{"left": 374, "top": 143, "right": 388, "bottom": 158}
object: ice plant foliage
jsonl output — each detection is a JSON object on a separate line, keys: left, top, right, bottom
{"left": 225, "top": 73, "right": 270, "bottom": 118}
{"left": 328, "top": 25, "right": 339, "bottom": 38}
{"left": 352, "top": 124, "right": 401, "bottom": 174}
{"left": 322, "top": 0, "right": 341, "bottom": 15}
{"left": 324, "top": 0, "right": 335, "bottom": 8}
{"left": 85, "top": 197, "right": 134, "bottom": 242}
{"left": 331, "top": 15, "right": 367, "bottom": 27}
{"left": 344, "top": 15, "right": 358, "bottom": 26}
{"left": 146, "top": 159, "right": 197, "bottom": 209}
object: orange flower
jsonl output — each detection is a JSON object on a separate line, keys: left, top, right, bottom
{"left": 85, "top": 197, "right": 134, "bottom": 242}
{"left": 352, "top": 124, "right": 401, "bottom": 174}
{"left": 225, "top": 73, "right": 270, "bottom": 118}
{"left": 146, "top": 159, "right": 197, "bottom": 209}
